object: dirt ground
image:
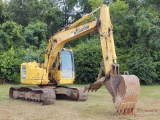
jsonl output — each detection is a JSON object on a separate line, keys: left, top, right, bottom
{"left": 0, "top": 84, "right": 159, "bottom": 120}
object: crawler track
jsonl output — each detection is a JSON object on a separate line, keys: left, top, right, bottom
{"left": 9, "top": 87, "right": 56, "bottom": 105}
{"left": 9, "top": 86, "right": 88, "bottom": 104}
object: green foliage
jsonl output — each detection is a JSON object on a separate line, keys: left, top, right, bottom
{"left": 0, "top": 21, "right": 25, "bottom": 51}
{"left": 109, "top": 0, "right": 129, "bottom": 48}
{"left": 24, "top": 21, "right": 47, "bottom": 48}
{"left": 0, "top": 0, "right": 8, "bottom": 24}
{"left": 57, "top": 0, "right": 78, "bottom": 26}
{"left": 78, "top": 0, "right": 92, "bottom": 14}
{"left": 0, "top": 29, "right": 9, "bottom": 51}
{"left": 42, "top": 7, "right": 64, "bottom": 38}
{"left": 126, "top": 45, "right": 158, "bottom": 85}
{"left": 23, "top": 45, "right": 46, "bottom": 62}
{"left": 73, "top": 37, "right": 102, "bottom": 84}
{"left": 0, "top": 45, "right": 44, "bottom": 84}
{"left": 89, "top": 0, "right": 103, "bottom": 10}
{"left": 128, "top": 56, "right": 158, "bottom": 85}
{"left": 136, "top": 6, "right": 160, "bottom": 54}
{"left": 0, "top": 47, "right": 24, "bottom": 83}
{"left": 7, "top": 0, "right": 57, "bottom": 26}
{"left": 116, "top": 48, "right": 129, "bottom": 73}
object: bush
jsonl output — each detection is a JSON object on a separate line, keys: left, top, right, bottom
{"left": 0, "top": 47, "right": 23, "bottom": 83}
{"left": 73, "top": 37, "right": 102, "bottom": 84}
{"left": 127, "top": 45, "right": 158, "bottom": 85}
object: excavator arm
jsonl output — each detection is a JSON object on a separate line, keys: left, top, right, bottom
{"left": 84, "top": 5, "right": 140, "bottom": 115}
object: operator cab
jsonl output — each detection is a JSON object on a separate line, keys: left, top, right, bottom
{"left": 60, "top": 49, "right": 75, "bottom": 78}
{"left": 51, "top": 48, "right": 75, "bottom": 84}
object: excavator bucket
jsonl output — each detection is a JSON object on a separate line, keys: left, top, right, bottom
{"left": 84, "top": 74, "right": 140, "bottom": 115}
{"left": 105, "top": 75, "right": 140, "bottom": 115}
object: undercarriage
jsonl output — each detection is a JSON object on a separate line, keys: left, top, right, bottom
{"left": 9, "top": 86, "right": 88, "bottom": 105}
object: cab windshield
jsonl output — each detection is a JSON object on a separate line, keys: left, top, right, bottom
{"left": 61, "top": 51, "right": 74, "bottom": 78}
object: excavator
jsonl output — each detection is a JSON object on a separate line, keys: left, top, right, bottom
{"left": 9, "top": 4, "right": 140, "bottom": 114}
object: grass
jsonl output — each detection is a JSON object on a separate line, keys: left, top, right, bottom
{"left": 0, "top": 84, "right": 160, "bottom": 120}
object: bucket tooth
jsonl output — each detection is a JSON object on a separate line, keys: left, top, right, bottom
{"left": 121, "top": 109, "right": 125, "bottom": 115}
{"left": 117, "top": 109, "right": 121, "bottom": 115}
{"left": 127, "top": 108, "right": 131, "bottom": 114}
{"left": 131, "top": 108, "right": 134, "bottom": 115}
{"left": 124, "top": 108, "right": 128, "bottom": 115}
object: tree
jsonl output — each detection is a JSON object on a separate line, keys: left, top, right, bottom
{"left": 0, "top": 21, "right": 25, "bottom": 51}
{"left": 127, "top": 45, "right": 158, "bottom": 85}
{"left": 56, "top": 0, "right": 92, "bottom": 26}
{"left": 7, "top": 0, "right": 57, "bottom": 26}
{"left": 0, "top": 47, "right": 24, "bottom": 83}
{"left": 89, "top": 0, "right": 103, "bottom": 10}
{"left": 73, "top": 36, "right": 102, "bottom": 84}
{"left": 136, "top": 6, "right": 160, "bottom": 55}
{"left": 42, "top": 7, "right": 64, "bottom": 38}
{"left": 123, "top": 0, "right": 160, "bottom": 84}
{"left": 57, "top": 0, "right": 78, "bottom": 26}
{"left": 0, "top": 0, "right": 8, "bottom": 24}
{"left": 109, "top": 0, "right": 129, "bottom": 48}
{"left": 24, "top": 21, "right": 47, "bottom": 48}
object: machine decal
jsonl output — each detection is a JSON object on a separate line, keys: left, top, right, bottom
{"left": 70, "top": 25, "right": 89, "bottom": 37}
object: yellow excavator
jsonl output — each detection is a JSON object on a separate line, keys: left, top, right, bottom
{"left": 9, "top": 4, "right": 140, "bottom": 114}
